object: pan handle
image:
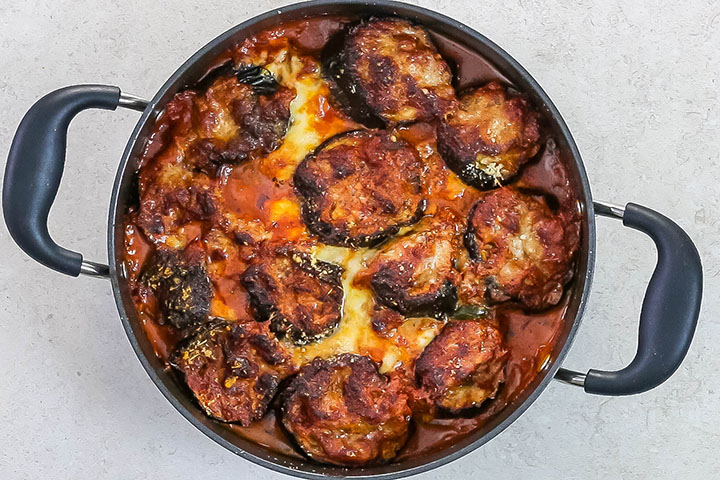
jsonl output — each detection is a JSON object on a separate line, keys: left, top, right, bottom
{"left": 2, "top": 85, "right": 148, "bottom": 278}
{"left": 555, "top": 201, "right": 702, "bottom": 395}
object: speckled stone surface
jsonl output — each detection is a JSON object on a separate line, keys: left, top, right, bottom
{"left": 1, "top": 1, "right": 718, "bottom": 478}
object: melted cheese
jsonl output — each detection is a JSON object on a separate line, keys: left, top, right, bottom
{"left": 216, "top": 45, "right": 445, "bottom": 373}
{"left": 299, "top": 245, "right": 443, "bottom": 373}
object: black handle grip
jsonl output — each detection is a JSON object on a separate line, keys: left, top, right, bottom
{"left": 3, "top": 85, "right": 121, "bottom": 276}
{"left": 583, "top": 203, "right": 703, "bottom": 395}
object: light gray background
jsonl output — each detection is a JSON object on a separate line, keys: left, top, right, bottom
{"left": 1, "top": 0, "right": 718, "bottom": 478}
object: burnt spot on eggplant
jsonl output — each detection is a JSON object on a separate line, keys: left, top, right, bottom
{"left": 141, "top": 249, "right": 212, "bottom": 330}
{"left": 293, "top": 130, "right": 426, "bottom": 248}
{"left": 241, "top": 248, "right": 344, "bottom": 345}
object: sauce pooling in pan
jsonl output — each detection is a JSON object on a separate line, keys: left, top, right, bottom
{"left": 122, "top": 16, "right": 581, "bottom": 466}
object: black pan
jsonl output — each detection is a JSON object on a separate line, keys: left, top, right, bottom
{"left": 2, "top": 1, "right": 703, "bottom": 478}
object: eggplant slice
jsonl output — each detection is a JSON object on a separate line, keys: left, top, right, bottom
{"left": 294, "top": 129, "right": 426, "bottom": 247}
{"left": 241, "top": 248, "right": 344, "bottom": 345}
{"left": 415, "top": 319, "right": 507, "bottom": 413}
{"left": 460, "top": 187, "right": 579, "bottom": 310}
{"left": 325, "top": 17, "right": 456, "bottom": 126}
{"left": 171, "top": 319, "right": 297, "bottom": 426}
{"left": 359, "top": 208, "right": 463, "bottom": 317}
{"left": 282, "top": 354, "right": 411, "bottom": 466}
{"left": 141, "top": 249, "right": 212, "bottom": 330}
{"left": 437, "top": 81, "right": 541, "bottom": 190}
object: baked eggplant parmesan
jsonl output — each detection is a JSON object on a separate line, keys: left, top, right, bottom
{"left": 241, "top": 248, "right": 344, "bottom": 345}
{"left": 415, "top": 319, "right": 507, "bottom": 413}
{"left": 437, "top": 81, "right": 541, "bottom": 189}
{"left": 294, "top": 130, "right": 426, "bottom": 247}
{"left": 327, "top": 17, "right": 456, "bottom": 125}
{"left": 171, "top": 320, "right": 297, "bottom": 426}
{"left": 282, "top": 354, "right": 411, "bottom": 466}
{"left": 122, "top": 16, "right": 582, "bottom": 467}
{"left": 461, "top": 187, "right": 579, "bottom": 310}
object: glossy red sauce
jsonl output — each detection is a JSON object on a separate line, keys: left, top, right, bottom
{"left": 123, "top": 16, "right": 581, "bottom": 463}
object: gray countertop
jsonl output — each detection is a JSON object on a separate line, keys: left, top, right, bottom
{"left": 1, "top": 1, "right": 718, "bottom": 478}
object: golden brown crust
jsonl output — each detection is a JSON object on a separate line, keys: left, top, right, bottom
{"left": 294, "top": 130, "right": 426, "bottom": 247}
{"left": 281, "top": 354, "right": 411, "bottom": 466}
{"left": 241, "top": 248, "right": 344, "bottom": 345}
{"left": 460, "top": 187, "right": 578, "bottom": 310}
{"left": 437, "top": 81, "right": 541, "bottom": 189}
{"left": 171, "top": 320, "right": 297, "bottom": 426}
{"left": 414, "top": 320, "right": 507, "bottom": 413}
{"left": 357, "top": 209, "right": 463, "bottom": 317}
{"left": 334, "top": 18, "right": 456, "bottom": 125}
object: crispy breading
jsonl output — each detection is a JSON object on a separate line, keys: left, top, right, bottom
{"left": 415, "top": 319, "right": 507, "bottom": 412}
{"left": 171, "top": 320, "right": 297, "bottom": 426}
{"left": 331, "top": 18, "right": 456, "bottom": 125}
{"left": 437, "top": 81, "right": 541, "bottom": 189}
{"left": 294, "top": 130, "right": 426, "bottom": 247}
{"left": 282, "top": 354, "right": 411, "bottom": 466}
{"left": 241, "top": 248, "right": 344, "bottom": 345}
{"left": 358, "top": 209, "right": 463, "bottom": 317}
{"left": 461, "top": 187, "right": 578, "bottom": 310}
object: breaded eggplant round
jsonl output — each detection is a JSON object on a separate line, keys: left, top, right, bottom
{"left": 282, "top": 354, "right": 411, "bottom": 466}
{"left": 241, "top": 249, "right": 344, "bottom": 345}
{"left": 171, "top": 320, "right": 297, "bottom": 426}
{"left": 294, "top": 130, "right": 426, "bottom": 247}
{"left": 437, "top": 81, "right": 541, "bottom": 189}
{"left": 181, "top": 75, "right": 295, "bottom": 174}
{"left": 359, "top": 209, "right": 462, "bottom": 317}
{"left": 142, "top": 249, "right": 212, "bottom": 330}
{"left": 329, "top": 17, "right": 456, "bottom": 125}
{"left": 461, "top": 187, "right": 578, "bottom": 310}
{"left": 415, "top": 319, "right": 507, "bottom": 413}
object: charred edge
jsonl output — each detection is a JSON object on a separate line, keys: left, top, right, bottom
{"left": 321, "top": 21, "right": 387, "bottom": 129}
{"left": 240, "top": 265, "right": 277, "bottom": 324}
{"left": 437, "top": 139, "right": 499, "bottom": 191}
{"left": 372, "top": 276, "right": 458, "bottom": 318}
{"left": 464, "top": 201, "right": 481, "bottom": 261}
{"left": 302, "top": 197, "right": 427, "bottom": 248}
{"left": 288, "top": 250, "right": 345, "bottom": 287}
